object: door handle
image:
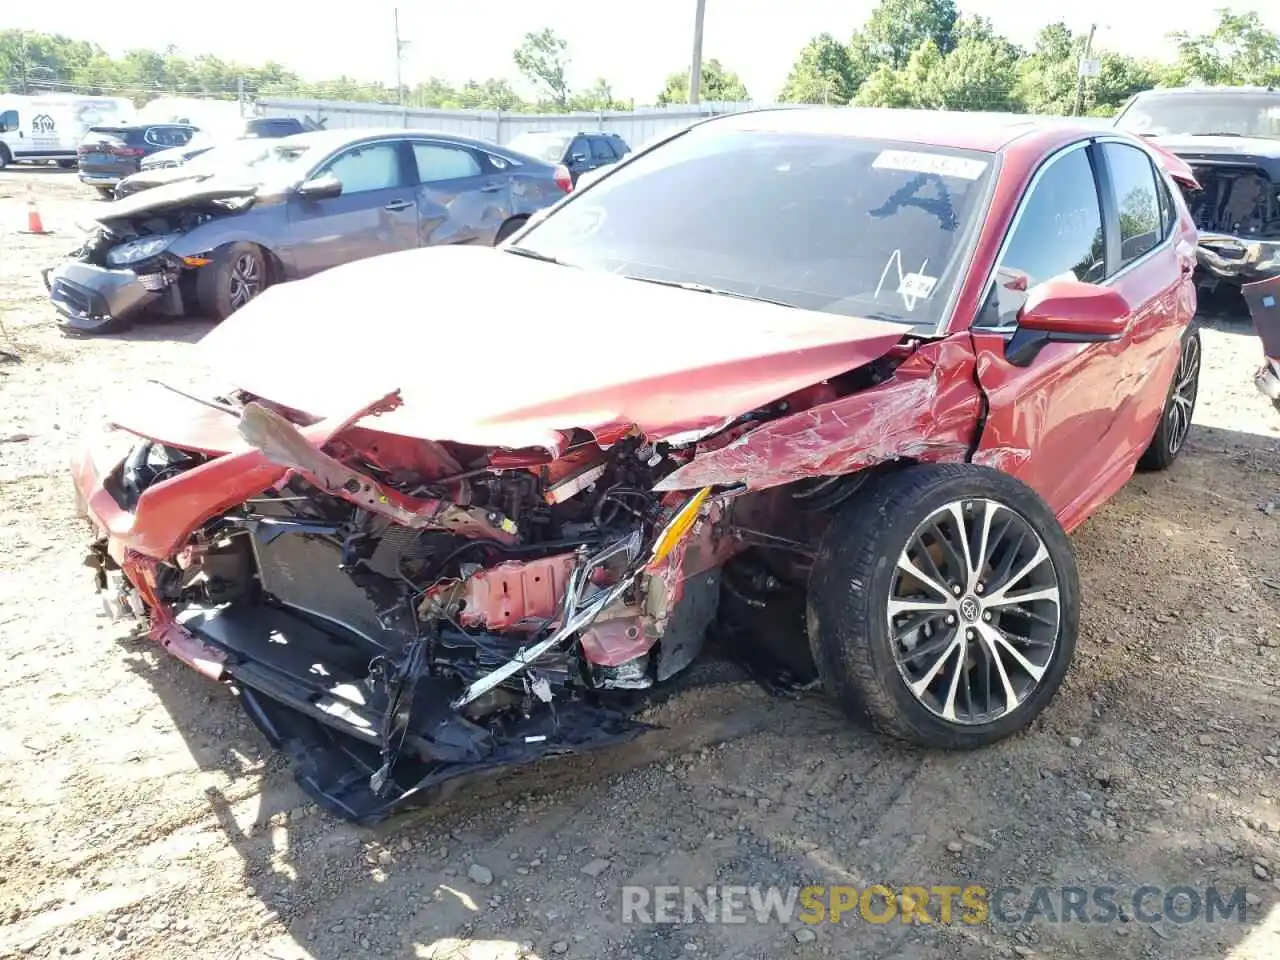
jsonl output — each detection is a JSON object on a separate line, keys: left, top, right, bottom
{"left": 480, "top": 183, "right": 503, "bottom": 193}
{"left": 383, "top": 199, "right": 414, "bottom": 211}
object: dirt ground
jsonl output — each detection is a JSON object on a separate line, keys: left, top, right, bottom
{"left": 2, "top": 167, "right": 1280, "bottom": 960}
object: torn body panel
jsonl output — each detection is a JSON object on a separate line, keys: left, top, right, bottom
{"left": 654, "top": 338, "right": 982, "bottom": 492}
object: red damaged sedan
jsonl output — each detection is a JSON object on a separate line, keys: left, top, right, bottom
{"left": 73, "top": 108, "right": 1202, "bottom": 822}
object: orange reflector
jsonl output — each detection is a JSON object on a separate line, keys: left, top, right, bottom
{"left": 182, "top": 256, "right": 211, "bottom": 267}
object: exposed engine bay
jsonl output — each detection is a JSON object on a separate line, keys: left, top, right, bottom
{"left": 1184, "top": 165, "right": 1279, "bottom": 238}
{"left": 71, "top": 190, "right": 255, "bottom": 298}
{"left": 85, "top": 371, "right": 889, "bottom": 822}
{"left": 1179, "top": 164, "right": 1280, "bottom": 284}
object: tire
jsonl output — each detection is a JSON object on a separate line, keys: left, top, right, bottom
{"left": 57, "top": 159, "right": 76, "bottom": 169}
{"left": 1137, "top": 326, "right": 1201, "bottom": 472}
{"left": 0, "top": 146, "right": 11, "bottom": 170}
{"left": 807, "top": 463, "right": 1080, "bottom": 750}
{"left": 95, "top": 187, "right": 115, "bottom": 200}
{"left": 494, "top": 216, "right": 528, "bottom": 246}
{"left": 196, "top": 242, "right": 269, "bottom": 321}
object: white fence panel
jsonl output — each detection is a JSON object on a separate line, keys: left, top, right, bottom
{"left": 256, "top": 98, "right": 772, "bottom": 147}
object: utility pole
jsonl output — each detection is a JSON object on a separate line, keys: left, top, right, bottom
{"left": 689, "top": 0, "right": 706, "bottom": 105}
{"left": 1072, "top": 23, "right": 1097, "bottom": 117}
{"left": 394, "top": 7, "right": 408, "bottom": 126}
{"left": 237, "top": 76, "right": 245, "bottom": 118}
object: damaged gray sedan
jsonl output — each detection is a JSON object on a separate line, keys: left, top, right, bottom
{"left": 44, "top": 129, "right": 574, "bottom": 334}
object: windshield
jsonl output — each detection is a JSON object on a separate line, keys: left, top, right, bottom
{"left": 1115, "top": 93, "right": 1280, "bottom": 139}
{"left": 186, "top": 138, "right": 276, "bottom": 174}
{"left": 507, "top": 132, "right": 572, "bottom": 162}
{"left": 228, "top": 141, "right": 316, "bottom": 185}
{"left": 513, "top": 127, "right": 995, "bottom": 327}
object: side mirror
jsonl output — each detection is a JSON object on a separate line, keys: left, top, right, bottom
{"left": 1006, "top": 279, "right": 1129, "bottom": 367}
{"left": 295, "top": 173, "right": 343, "bottom": 201}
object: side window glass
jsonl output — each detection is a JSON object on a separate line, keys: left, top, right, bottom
{"left": 0, "top": 110, "right": 17, "bottom": 132}
{"left": 175, "top": 127, "right": 194, "bottom": 146}
{"left": 569, "top": 137, "right": 591, "bottom": 162}
{"left": 412, "top": 143, "right": 482, "bottom": 183}
{"left": 590, "top": 137, "right": 615, "bottom": 161}
{"left": 983, "top": 146, "right": 1104, "bottom": 328}
{"left": 1153, "top": 163, "right": 1177, "bottom": 235}
{"left": 322, "top": 142, "right": 405, "bottom": 193}
{"left": 1102, "top": 142, "right": 1162, "bottom": 272}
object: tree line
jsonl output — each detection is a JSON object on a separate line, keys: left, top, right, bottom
{"left": 1, "top": 3, "right": 1277, "bottom": 115}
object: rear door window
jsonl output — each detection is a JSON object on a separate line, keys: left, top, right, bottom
{"left": 412, "top": 142, "right": 483, "bottom": 183}
{"left": 981, "top": 144, "right": 1105, "bottom": 327}
{"left": 1100, "top": 142, "right": 1164, "bottom": 271}
{"left": 590, "top": 137, "right": 617, "bottom": 162}
{"left": 568, "top": 137, "right": 592, "bottom": 163}
{"left": 145, "top": 126, "right": 186, "bottom": 147}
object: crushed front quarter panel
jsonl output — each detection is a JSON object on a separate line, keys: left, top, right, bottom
{"left": 654, "top": 337, "right": 982, "bottom": 491}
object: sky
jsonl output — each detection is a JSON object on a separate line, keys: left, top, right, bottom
{"left": 8, "top": 1, "right": 1280, "bottom": 103}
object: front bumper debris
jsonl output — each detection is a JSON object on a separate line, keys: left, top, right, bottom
{"left": 1197, "top": 234, "right": 1280, "bottom": 284}
{"left": 1256, "top": 360, "right": 1280, "bottom": 401}
{"left": 43, "top": 260, "right": 159, "bottom": 332}
{"left": 67, "top": 401, "right": 664, "bottom": 824}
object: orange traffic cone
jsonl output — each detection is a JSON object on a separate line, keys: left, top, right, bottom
{"left": 22, "top": 190, "right": 49, "bottom": 235}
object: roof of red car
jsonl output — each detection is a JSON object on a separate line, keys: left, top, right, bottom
{"left": 710, "top": 106, "right": 1107, "bottom": 154}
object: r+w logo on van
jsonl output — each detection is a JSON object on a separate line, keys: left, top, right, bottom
{"left": 31, "top": 114, "right": 56, "bottom": 135}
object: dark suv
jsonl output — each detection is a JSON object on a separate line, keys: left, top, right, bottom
{"left": 138, "top": 117, "right": 312, "bottom": 174}
{"left": 505, "top": 131, "right": 631, "bottom": 184}
{"left": 77, "top": 123, "right": 199, "bottom": 198}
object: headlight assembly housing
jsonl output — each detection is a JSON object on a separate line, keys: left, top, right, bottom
{"left": 106, "top": 234, "right": 176, "bottom": 267}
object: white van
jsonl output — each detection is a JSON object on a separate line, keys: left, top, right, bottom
{"left": 0, "top": 95, "right": 135, "bottom": 168}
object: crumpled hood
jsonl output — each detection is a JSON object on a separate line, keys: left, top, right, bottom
{"left": 120, "top": 164, "right": 213, "bottom": 193}
{"left": 98, "top": 174, "right": 259, "bottom": 223}
{"left": 199, "top": 245, "right": 911, "bottom": 451}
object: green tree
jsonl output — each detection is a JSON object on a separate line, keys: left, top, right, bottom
{"left": 779, "top": 33, "right": 860, "bottom": 104}
{"left": 513, "top": 28, "right": 571, "bottom": 110}
{"left": 864, "top": 0, "right": 959, "bottom": 68}
{"left": 656, "top": 58, "right": 749, "bottom": 105}
{"left": 570, "top": 78, "right": 628, "bottom": 112}
{"left": 855, "top": 18, "right": 1023, "bottom": 113}
{"left": 1167, "top": 9, "right": 1280, "bottom": 86}
{"left": 1088, "top": 53, "right": 1166, "bottom": 116}
{"left": 925, "top": 15, "right": 1022, "bottom": 111}
{"left": 855, "top": 39, "right": 942, "bottom": 108}
{"left": 1014, "top": 22, "right": 1084, "bottom": 114}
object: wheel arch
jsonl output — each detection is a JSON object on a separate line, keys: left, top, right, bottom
{"left": 494, "top": 214, "right": 530, "bottom": 245}
{"left": 806, "top": 460, "right": 1080, "bottom": 748}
